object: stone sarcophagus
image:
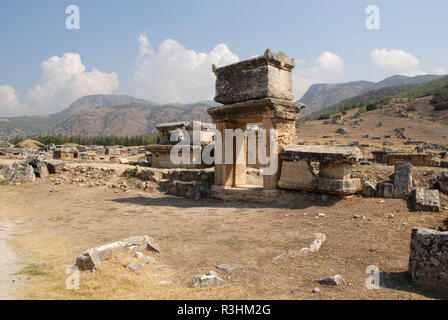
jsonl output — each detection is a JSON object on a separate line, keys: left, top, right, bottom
{"left": 213, "top": 49, "right": 295, "bottom": 105}
{"left": 278, "top": 146, "right": 362, "bottom": 195}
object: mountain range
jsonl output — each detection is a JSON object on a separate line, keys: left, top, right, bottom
{"left": 299, "top": 74, "right": 443, "bottom": 115}
{"left": 0, "top": 95, "right": 215, "bottom": 140}
{"left": 0, "top": 74, "right": 444, "bottom": 140}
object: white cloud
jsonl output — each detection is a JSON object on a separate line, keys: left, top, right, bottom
{"left": 133, "top": 34, "right": 239, "bottom": 103}
{"left": 293, "top": 51, "right": 345, "bottom": 99}
{"left": 370, "top": 48, "right": 424, "bottom": 76}
{"left": 27, "top": 53, "right": 119, "bottom": 114}
{"left": 434, "top": 67, "right": 447, "bottom": 75}
{"left": 0, "top": 85, "right": 31, "bottom": 117}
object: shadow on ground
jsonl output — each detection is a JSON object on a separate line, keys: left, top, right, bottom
{"left": 380, "top": 271, "right": 448, "bottom": 300}
{"left": 110, "top": 192, "right": 344, "bottom": 210}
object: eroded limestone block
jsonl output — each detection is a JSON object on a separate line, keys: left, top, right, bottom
{"left": 319, "top": 161, "right": 352, "bottom": 180}
{"left": 377, "top": 181, "right": 394, "bottom": 198}
{"left": 213, "top": 50, "right": 295, "bottom": 104}
{"left": 408, "top": 228, "right": 448, "bottom": 293}
{"left": 45, "top": 160, "right": 65, "bottom": 174}
{"left": 75, "top": 235, "right": 160, "bottom": 271}
{"left": 435, "top": 170, "right": 448, "bottom": 195}
{"left": 408, "top": 188, "right": 440, "bottom": 212}
{"left": 301, "top": 233, "right": 327, "bottom": 253}
{"left": 394, "top": 162, "right": 413, "bottom": 199}
{"left": 316, "top": 275, "right": 346, "bottom": 286}
{"left": 362, "top": 180, "right": 377, "bottom": 197}
{"left": 36, "top": 162, "right": 49, "bottom": 178}
{"left": 281, "top": 145, "right": 362, "bottom": 164}
{"left": 190, "top": 271, "right": 225, "bottom": 288}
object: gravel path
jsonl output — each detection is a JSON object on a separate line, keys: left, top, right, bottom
{"left": 0, "top": 219, "right": 23, "bottom": 299}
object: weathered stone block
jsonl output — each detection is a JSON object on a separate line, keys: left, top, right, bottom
{"left": 281, "top": 146, "right": 362, "bottom": 164}
{"left": 362, "top": 180, "right": 377, "bottom": 197}
{"left": 409, "top": 228, "right": 448, "bottom": 293}
{"left": 435, "top": 170, "right": 448, "bottom": 195}
{"left": 75, "top": 235, "right": 160, "bottom": 271}
{"left": 45, "top": 160, "right": 65, "bottom": 174}
{"left": 213, "top": 50, "right": 295, "bottom": 104}
{"left": 394, "top": 162, "right": 413, "bottom": 199}
{"left": 190, "top": 271, "right": 225, "bottom": 288}
{"left": 408, "top": 188, "right": 440, "bottom": 212}
{"left": 377, "top": 181, "right": 394, "bottom": 198}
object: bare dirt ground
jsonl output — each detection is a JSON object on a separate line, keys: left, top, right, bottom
{"left": 297, "top": 98, "right": 448, "bottom": 153}
{"left": 0, "top": 160, "right": 447, "bottom": 300}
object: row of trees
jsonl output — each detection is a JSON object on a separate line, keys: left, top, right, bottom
{"left": 9, "top": 133, "right": 159, "bottom": 147}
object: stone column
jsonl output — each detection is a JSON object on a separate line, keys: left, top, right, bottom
{"left": 262, "top": 116, "right": 296, "bottom": 190}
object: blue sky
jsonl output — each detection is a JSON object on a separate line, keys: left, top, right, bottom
{"left": 0, "top": 0, "right": 447, "bottom": 116}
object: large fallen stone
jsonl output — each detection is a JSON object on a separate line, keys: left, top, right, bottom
{"left": 75, "top": 235, "right": 160, "bottom": 271}
{"left": 23, "top": 164, "right": 36, "bottom": 182}
{"left": 7, "top": 164, "right": 35, "bottom": 185}
{"left": 394, "top": 162, "right": 413, "bottom": 199}
{"left": 408, "top": 188, "right": 440, "bottom": 212}
{"left": 377, "top": 181, "right": 394, "bottom": 198}
{"left": 362, "top": 180, "right": 377, "bottom": 197}
{"left": 316, "top": 275, "right": 346, "bottom": 286}
{"left": 36, "top": 162, "right": 49, "bottom": 178}
{"left": 216, "top": 264, "right": 258, "bottom": 273}
{"left": 189, "top": 271, "right": 225, "bottom": 288}
{"left": 408, "top": 228, "right": 448, "bottom": 293}
{"left": 44, "top": 160, "right": 65, "bottom": 174}
{"left": 434, "top": 170, "right": 448, "bottom": 195}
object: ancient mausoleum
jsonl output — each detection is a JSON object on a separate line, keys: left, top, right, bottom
{"left": 146, "top": 121, "right": 215, "bottom": 169}
{"left": 208, "top": 49, "right": 305, "bottom": 201}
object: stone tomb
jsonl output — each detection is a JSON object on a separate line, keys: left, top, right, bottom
{"left": 278, "top": 146, "right": 362, "bottom": 195}
{"left": 146, "top": 121, "right": 215, "bottom": 169}
{"left": 208, "top": 50, "right": 305, "bottom": 202}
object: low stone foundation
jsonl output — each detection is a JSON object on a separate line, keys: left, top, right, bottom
{"left": 211, "top": 185, "right": 279, "bottom": 202}
{"left": 408, "top": 228, "right": 448, "bottom": 293}
{"left": 387, "top": 153, "right": 440, "bottom": 167}
{"left": 122, "top": 167, "right": 214, "bottom": 199}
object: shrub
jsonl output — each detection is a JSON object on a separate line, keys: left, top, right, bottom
{"left": 366, "top": 103, "right": 380, "bottom": 111}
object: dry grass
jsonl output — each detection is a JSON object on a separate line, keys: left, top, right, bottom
{"left": 1, "top": 173, "right": 447, "bottom": 300}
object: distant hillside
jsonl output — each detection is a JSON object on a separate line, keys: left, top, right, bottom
{"left": 50, "top": 103, "right": 212, "bottom": 136}
{"left": 51, "top": 94, "right": 156, "bottom": 123}
{"left": 299, "top": 74, "right": 443, "bottom": 115}
{"left": 300, "top": 75, "right": 448, "bottom": 122}
{"left": 0, "top": 95, "right": 215, "bottom": 140}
